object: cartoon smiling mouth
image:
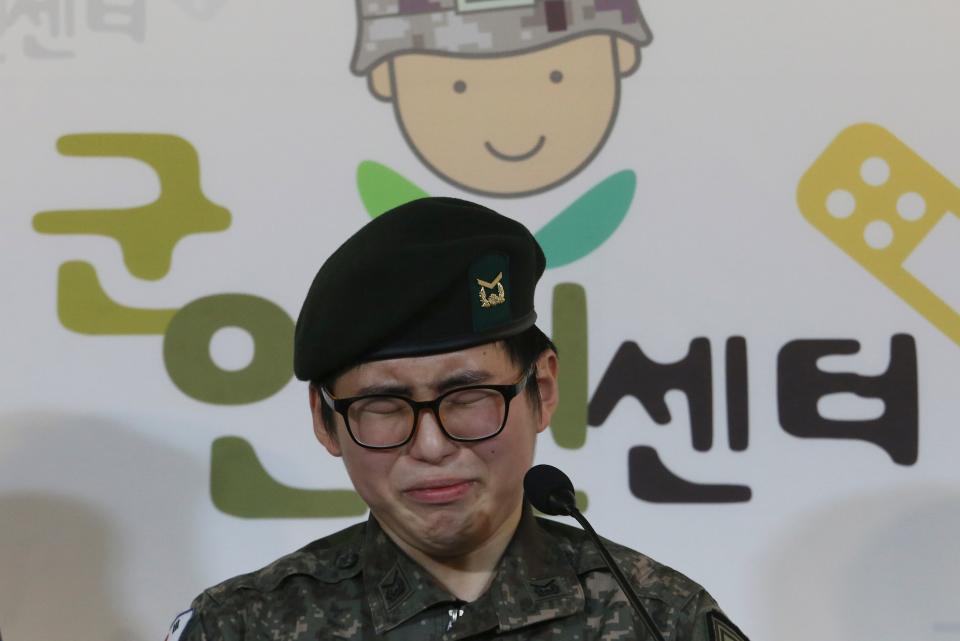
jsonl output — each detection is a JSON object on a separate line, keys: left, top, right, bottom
{"left": 484, "top": 136, "right": 546, "bottom": 162}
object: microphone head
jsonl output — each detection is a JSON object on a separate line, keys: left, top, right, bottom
{"left": 524, "top": 464, "right": 576, "bottom": 516}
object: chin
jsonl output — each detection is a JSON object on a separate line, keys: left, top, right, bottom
{"left": 417, "top": 509, "right": 487, "bottom": 553}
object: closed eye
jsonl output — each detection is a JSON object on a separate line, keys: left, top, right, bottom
{"left": 354, "top": 398, "right": 406, "bottom": 415}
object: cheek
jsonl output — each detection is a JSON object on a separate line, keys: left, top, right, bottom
{"left": 397, "top": 88, "right": 444, "bottom": 121}
{"left": 340, "top": 450, "right": 397, "bottom": 503}
{"left": 394, "top": 70, "right": 468, "bottom": 129}
{"left": 486, "top": 425, "right": 535, "bottom": 467}
{"left": 394, "top": 93, "right": 485, "bottom": 169}
{"left": 402, "top": 106, "right": 480, "bottom": 146}
{"left": 547, "top": 78, "right": 616, "bottom": 129}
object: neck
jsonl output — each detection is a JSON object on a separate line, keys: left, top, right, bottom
{"left": 378, "top": 501, "right": 524, "bottom": 602}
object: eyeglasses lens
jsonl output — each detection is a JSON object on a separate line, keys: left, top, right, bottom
{"left": 347, "top": 389, "right": 507, "bottom": 447}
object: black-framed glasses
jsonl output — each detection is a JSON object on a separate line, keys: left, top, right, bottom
{"left": 320, "top": 367, "right": 534, "bottom": 450}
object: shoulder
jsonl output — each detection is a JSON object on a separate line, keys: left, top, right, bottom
{"left": 202, "top": 521, "right": 366, "bottom": 602}
{"left": 183, "top": 522, "right": 367, "bottom": 637}
{"left": 534, "top": 516, "right": 704, "bottom": 605}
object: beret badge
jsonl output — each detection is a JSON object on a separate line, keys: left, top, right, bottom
{"left": 469, "top": 252, "right": 512, "bottom": 333}
{"left": 477, "top": 272, "right": 506, "bottom": 308}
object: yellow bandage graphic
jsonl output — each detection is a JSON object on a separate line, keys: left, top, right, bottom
{"left": 798, "top": 123, "right": 960, "bottom": 347}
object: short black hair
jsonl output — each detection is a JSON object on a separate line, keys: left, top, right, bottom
{"left": 312, "top": 325, "right": 556, "bottom": 437}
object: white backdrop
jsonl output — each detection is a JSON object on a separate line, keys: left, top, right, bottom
{"left": 2, "top": 2, "right": 959, "bottom": 640}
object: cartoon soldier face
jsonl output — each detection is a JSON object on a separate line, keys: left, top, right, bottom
{"left": 352, "top": 0, "right": 651, "bottom": 198}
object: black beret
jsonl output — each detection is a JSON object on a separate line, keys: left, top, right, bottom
{"left": 294, "top": 197, "right": 546, "bottom": 382}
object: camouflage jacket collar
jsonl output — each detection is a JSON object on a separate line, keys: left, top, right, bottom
{"left": 360, "top": 506, "right": 588, "bottom": 637}
{"left": 362, "top": 515, "right": 457, "bottom": 635}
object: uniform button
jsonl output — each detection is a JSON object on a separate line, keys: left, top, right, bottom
{"left": 336, "top": 551, "right": 359, "bottom": 569}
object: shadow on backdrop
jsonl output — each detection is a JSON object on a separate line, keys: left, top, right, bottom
{"left": 0, "top": 412, "right": 205, "bottom": 641}
{"left": 760, "top": 486, "right": 960, "bottom": 641}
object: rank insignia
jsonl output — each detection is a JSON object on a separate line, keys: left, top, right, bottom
{"left": 529, "top": 576, "right": 563, "bottom": 599}
{"left": 708, "top": 611, "right": 750, "bottom": 641}
{"left": 477, "top": 272, "right": 506, "bottom": 308}
{"left": 470, "top": 253, "right": 512, "bottom": 332}
{"left": 379, "top": 565, "right": 411, "bottom": 610}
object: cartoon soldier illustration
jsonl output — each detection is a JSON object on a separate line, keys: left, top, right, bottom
{"left": 352, "top": 0, "right": 652, "bottom": 200}
{"left": 344, "top": 0, "right": 656, "bottom": 478}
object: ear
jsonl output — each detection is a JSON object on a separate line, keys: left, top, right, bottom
{"left": 309, "top": 385, "right": 343, "bottom": 457}
{"left": 614, "top": 36, "right": 640, "bottom": 77}
{"left": 368, "top": 59, "right": 395, "bottom": 102}
{"left": 533, "top": 350, "right": 560, "bottom": 434}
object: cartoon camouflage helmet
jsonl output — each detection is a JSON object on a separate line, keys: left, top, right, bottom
{"left": 351, "top": 0, "right": 652, "bottom": 75}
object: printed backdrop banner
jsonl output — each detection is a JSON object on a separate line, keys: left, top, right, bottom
{"left": 2, "top": 2, "right": 959, "bottom": 640}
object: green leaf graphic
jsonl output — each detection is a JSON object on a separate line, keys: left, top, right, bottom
{"left": 357, "top": 161, "right": 429, "bottom": 218}
{"left": 535, "top": 170, "right": 636, "bottom": 269}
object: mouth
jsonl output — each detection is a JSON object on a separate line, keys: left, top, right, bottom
{"left": 484, "top": 135, "right": 546, "bottom": 162}
{"left": 404, "top": 479, "right": 474, "bottom": 504}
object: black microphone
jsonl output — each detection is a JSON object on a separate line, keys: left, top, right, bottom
{"left": 524, "top": 464, "right": 667, "bottom": 641}
{"left": 523, "top": 462, "right": 577, "bottom": 516}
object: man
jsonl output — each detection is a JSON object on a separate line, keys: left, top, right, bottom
{"left": 166, "top": 197, "right": 749, "bottom": 640}
{"left": 353, "top": 0, "right": 652, "bottom": 196}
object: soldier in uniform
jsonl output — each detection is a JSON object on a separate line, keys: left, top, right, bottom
{"left": 353, "top": 0, "right": 652, "bottom": 197}
{"left": 165, "top": 197, "right": 749, "bottom": 640}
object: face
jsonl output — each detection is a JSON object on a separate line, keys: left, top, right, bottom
{"left": 310, "top": 343, "right": 558, "bottom": 559}
{"left": 371, "top": 35, "right": 637, "bottom": 197}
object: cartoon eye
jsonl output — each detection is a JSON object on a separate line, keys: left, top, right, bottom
{"left": 453, "top": 80, "right": 467, "bottom": 94}
{"left": 549, "top": 70, "right": 563, "bottom": 84}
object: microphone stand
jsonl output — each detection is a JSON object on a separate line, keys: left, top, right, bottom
{"left": 528, "top": 465, "right": 668, "bottom": 641}
{"left": 567, "top": 506, "right": 667, "bottom": 641}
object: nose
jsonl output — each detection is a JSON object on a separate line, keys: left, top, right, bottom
{"left": 407, "top": 407, "right": 458, "bottom": 463}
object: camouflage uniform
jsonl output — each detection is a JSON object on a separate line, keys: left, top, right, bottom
{"left": 351, "top": 0, "right": 653, "bottom": 75}
{"left": 175, "top": 508, "right": 746, "bottom": 640}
